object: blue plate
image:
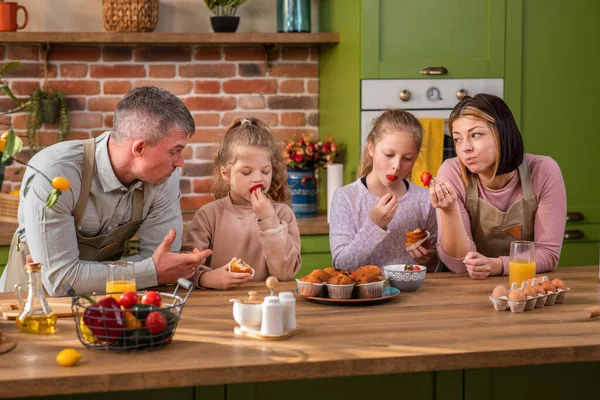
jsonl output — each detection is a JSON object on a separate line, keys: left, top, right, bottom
{"left": 295, "top": 286, "right": 400, "bottom": 306}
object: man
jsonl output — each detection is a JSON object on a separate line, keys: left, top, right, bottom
{"left": 0, "top": 86, "right": 211, "bottom": 295}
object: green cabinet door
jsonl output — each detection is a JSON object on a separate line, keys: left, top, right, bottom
{"left": 362, "top": 0, "right": 506, "bottom": 79}
{"left": 516, "top": 0, "right": 600, "bottom": 266}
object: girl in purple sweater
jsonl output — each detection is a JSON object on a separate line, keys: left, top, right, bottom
{"left": 431, "top": 94, "right": 567, "bottom": 279}
{"left": 329, "top": 109, "right": 439, "bottom": 271}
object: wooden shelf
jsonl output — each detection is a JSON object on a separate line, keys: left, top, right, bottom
{"left": 0, "top": 32, "right": 339, "bottom": 45}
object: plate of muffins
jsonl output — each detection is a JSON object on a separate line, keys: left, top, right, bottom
{"left": 295, "top": 265, "right": 400, "bottom": 305}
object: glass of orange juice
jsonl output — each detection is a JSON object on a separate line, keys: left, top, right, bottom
{"left": 106, "top": 261, "right": 136, "bottom": 299}
{"left": 509, "top": 241, "right": 536, "bottom": 287}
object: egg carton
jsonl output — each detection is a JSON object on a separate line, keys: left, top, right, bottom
{"left": 489, "top": 276, "right": 570, "bottom": 313}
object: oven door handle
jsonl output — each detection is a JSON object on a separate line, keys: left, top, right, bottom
{"left": 420, "top": 66, "right": 449, "bottom": 75}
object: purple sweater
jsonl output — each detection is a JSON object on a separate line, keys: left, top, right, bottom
{"left": 329, "top": 178, "right": 438, "bottom": 271}
{"left": 436, "top": 154, "right": 567, "bottom": 275}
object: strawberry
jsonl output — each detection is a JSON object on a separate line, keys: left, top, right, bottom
{"left": 413, "top": 266, "right": 421, "bottom": 271}
{"left": 250, "top": 184, "right": 264, "bottom": 193}
{"left": 386, "top": 174, "right": 398, "bottom": 181}
{"left": 420, "top": 172, "right": 432, "bottom": 187}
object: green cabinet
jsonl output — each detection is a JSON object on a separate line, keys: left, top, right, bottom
{"left": 296, "top": 235, "right": 332, "bottom": 278}
{"left": 362, "top": 0, "right": 506, "bottom": 79}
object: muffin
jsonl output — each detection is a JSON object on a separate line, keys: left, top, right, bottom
{"left": 405, "top": 228, "right": 427, "bottom": 247}
{"left": 351, "top": 265, "right": 381, "bottom": 281}
{"left": 323, "top": 267, "right": 338, "bottom": 276}
{"left": 326, "top": 274, "right": 355, "bottom": 299}
{"left": 230, "top": 258, "right": 254, "bottom": 274}
{"left": 308, "top": 269, "right": 331, "bottom": 282}
{"left": 300, "top": 274, "right": 323, "bottom": 284}
{"left": 356, "top": 275, "right": 384, "bottom": 298}
{"left": 296, "top": 274, "right": 325, "bottom": 297}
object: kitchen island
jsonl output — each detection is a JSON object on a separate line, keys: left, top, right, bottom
{"left": 1, "top": 266, "right": 600, "bottom": 399}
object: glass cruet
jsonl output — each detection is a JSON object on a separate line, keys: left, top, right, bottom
{"left": 14, "top": 262, "right": 57, "bottom": 334}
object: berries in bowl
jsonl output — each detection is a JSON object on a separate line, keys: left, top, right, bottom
{"left": 383, "top": 263, "right": 426, "bottom": 292}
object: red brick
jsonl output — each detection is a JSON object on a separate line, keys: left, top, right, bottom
{"left": 0, "top": 46, "right": 4, "bottom": 60}
{"left": 183, "top": 96, "right": 236, "bottom": 111}
{"left": 310, "top": 48, "right": 319, "bottom": 61}
{"left": 281, "top": 112, "right": 306, "bottom": 126}
{"left": 193, "top": 113, "right": 220, "bottom": 126}
{"left": 188, "top": 128, "right": 225, "bottom": 143}
{"left": 307, "top": 80, "right": 319, "bottom": 94}
{"left": 60, "top": 64, "right": 88, "bottom": 78}
{"left": 222, "top": 112, "right": 278, "bottom": 127}
{"left": 194, "top": 81, "right": 220, "bottom": 94}
{"left": 281, "top": 47, "right": 309, "bottom": 61}
{"left": 308, "top": 112, "right": 319, "bottom": 126}
{"left": 90, "top": 65, "right": 145, "bottom": 78}
{"left": 179, "top": 64, "right": 235, "bottom": 78}
{"left": 92, "top": 130, "right": 108, "bottom": 137}
{"left": 48, "top": 46, "right": 101, "bottom": 61}
{"left": 69, "top": 131, "right": 92, "bottom": 140}
{"left": 279, "top": 80, "right": 304, "bottom": 93}
{"left": 0, "top": 98, "right": 26, "bottom": 112}
{"left": 182, "top": 146, "right": 193, "bottom": 160}
{"left": 10, "top": 81, "right": 40, "bottom": 96}
{"left": 180, "top": 179, "right": 191, "bottom": 194}
{"left": 48, "top": 80, "right": 100, "bottom": 95}
{"left": 135, "top": 46, "right": 191, "bottom": 62}
{"left": 7, "top": 46, "right": 39, "bottom": 61}
{"left": 104, "top": 114, "right": 114, "bottom": 127}
{"left": 179, "top": 195, "right": 215, "bottom": 211}
{"left": 223, "top": 79, "right": 277, "bottom": 94}
{"left": 3, "top": 167, "right": 24, "bottom": 182}
{"left": 238, "top": 63, "right": 266, "bottom": 77}
{"left": 133, "top": 80, "right": 192, "bottom": 95}
{"left": 70, "top": 113, "right": 103, "bottom": 129}
{"left": 224, "top": 47, "right": 266, "bottom": 61}
{"left": 182, "top": 162, "right": 212, "bottom": 177}
{"left": 104, "top": 81, "right": 131, "bottom": 95}
{"left": 194, "top": 47, "right": 222, "bottom": 60}
{"left": 192, "top": 178, "right": 213, "bottom": 193}
{"left": 10, "top": 114, "right": 27, "bottom": 129}
{"left": 268, "top": 96, "right": 318, "bottom": 110}
{"left": 1, "top": 63, "right": 57, "bottom": 78}
{"left": 1, "top": 183, "right": 11, "bottom": 193}
{"left": 272, "top": 128, "right": 317, "bottom": 142}
{"left": 67, "top": 97, "right": 86, "bottom": 111}
{"left": 88, "top": 97, "right": 120, "bottom": 112}
{"left": 194, "top": 145, "right": 217, "bottom": 159}
{"left": 149, "top": 65, "right": 175, "bottom": 78}
{"left": 238, "top": 95, "right": 265, "bottom": 109}
{"left": 102, "top": 47, "right": 133, "bottom": 61}
{"left": 269, "top": 63, "right": 317, "bottom": 78}
{"left": 38, "top": 132, "right": 61, "bottom": 147}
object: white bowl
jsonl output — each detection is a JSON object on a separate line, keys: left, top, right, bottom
{"left": 383, "top": 264, "right": 426, "bottom": 292}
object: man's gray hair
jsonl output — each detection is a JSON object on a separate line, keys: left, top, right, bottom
{"left": 111, "top": 86, "right": 195, "bottom": 145}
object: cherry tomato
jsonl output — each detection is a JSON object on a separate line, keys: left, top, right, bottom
{"left": 119, "top": 291, "right": 138, "bottom": 310}
{"left": 250, "top": 184, "right": 264, "bottom": 193}
{"left": 420, "top": 172, "right": 432, "bottom": 187}
{"left": 141, "top": 290, "right": 161, "bottom": 307}
{"left": 145, "top": 311, "right": 167, "bottom": 334}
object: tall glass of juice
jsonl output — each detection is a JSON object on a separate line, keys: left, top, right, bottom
{"left": 509, "top": 241, "right": 536, "bottom": 287}
{"left": 106, "top": 261, "right": 136, "bottom": 299}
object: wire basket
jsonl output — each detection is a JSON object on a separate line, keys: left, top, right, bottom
{"left": 69, "top": 278, "right": 193, "bottom": 352}
{"left": 102, "top": 0, "right": 159, "bottom": 33}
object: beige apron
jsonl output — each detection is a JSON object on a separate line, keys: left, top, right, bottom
{"left": 465, "top": 161, "right": 537, "bottom": 258}
{"left": 1, "top": 138, "right": 144, "bottom": 292}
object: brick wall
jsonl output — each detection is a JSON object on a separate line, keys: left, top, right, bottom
{"left": 0, "top": 44, "right": 319, "bottom": 210}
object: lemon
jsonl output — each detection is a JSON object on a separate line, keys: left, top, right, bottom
{"left": 79, "top": 320, "right": 97, "bottom": 343}
{"left": 51, "top": 176, "right": 71, "bottom": 192}
{"left": 0, "top": 139, "right": 5, "bottom": 153}
{"left": 56, "top": 348, "right": 82, "bottom": 367}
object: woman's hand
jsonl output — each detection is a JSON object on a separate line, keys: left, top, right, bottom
{"left": 429, "top": 178, "right": 457, "bottom": 210}
{"left": 369, "top": 193, "right": 398, "bottom": 229}
{"left": 251, "top": 188, "right": 276, "bottom": 222}
{"left": 408, "top": 239, "right": 436, "bottom": 265}
{"left": 463, "top": 252, "right": 502, "bottom": 279}
{"left": 199, "top": 260, "right": 253, "bottom": 290}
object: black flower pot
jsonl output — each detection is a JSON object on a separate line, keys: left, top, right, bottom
{"left": 210, "top": 16, "right": 240, "bottom": 33}
{"left": 40, "top": 98, "right": 59, "bottom": 124}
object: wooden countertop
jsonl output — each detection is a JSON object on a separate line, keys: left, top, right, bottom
{"left": 1, "top": 266, "right": 600, "bottom": 398}
{"left": 0, "top": 214, "right": 328, "bottom": 246}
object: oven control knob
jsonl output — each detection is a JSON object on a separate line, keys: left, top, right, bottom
{"left": 456, "top": 89, "right": 469, "bottom": 101}
{"left": 399, "top": 90, "right": 411, "bottom": 102}
{"left": 427, "top": 87, "right": 442, "bottom": 102}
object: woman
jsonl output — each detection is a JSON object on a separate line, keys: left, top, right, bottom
{"left": 431, "top": 94, "right": 566, "bottom": 279}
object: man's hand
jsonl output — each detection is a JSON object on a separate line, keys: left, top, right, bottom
{"left": 152, "top": 228, "right": 212, "bottom": 285}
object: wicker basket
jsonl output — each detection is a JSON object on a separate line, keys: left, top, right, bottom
{"left": 0, "top": 193, "right": 19, "bottom": 223}
{"left": 102, "top": 0, "right": 159, "bottom": 33}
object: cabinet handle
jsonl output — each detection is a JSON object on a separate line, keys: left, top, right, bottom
{"left": 456, "top": 89, "right": 469, "bottom": 101}
{"left": 566, "top": 212, "right": 584, "bottom": 222}
{"left": 564, "top": 230, "right": 584, "bottom": 240}
{"left": 420, "top": 66, "right": 448, "bottom": 75}
{"left": 399, "top": 89, "right": 411, "bottom": 102}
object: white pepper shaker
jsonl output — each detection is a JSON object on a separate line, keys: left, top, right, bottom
{"left": 261, "top": 296, "right": 284, "bottom": 336}
{"left": 278, "top": 291, "right": 296, "bottom": 330}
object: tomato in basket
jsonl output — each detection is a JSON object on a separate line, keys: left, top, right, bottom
{"left": 145, "top": 311, "right": 167, "bottom": 334}
{"left": 119, "top": 291, "right": 138, "bottom": 310}
{"left": 141, "top": 290, "right": 161, "bottom": 307}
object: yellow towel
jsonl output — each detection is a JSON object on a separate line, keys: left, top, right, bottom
{"left": 411, "top": 118, "right": 445, "bottom": 188}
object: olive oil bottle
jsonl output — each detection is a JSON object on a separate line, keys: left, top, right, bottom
{"left": 15, "top": 262, "right": 57, "bottom": 334}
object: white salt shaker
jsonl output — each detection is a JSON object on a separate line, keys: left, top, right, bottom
{"left": 278, "top": 291, "right": 296, "bottom": 330}
{"left": 261, "top": 296, "right": 284, "bottom": 336}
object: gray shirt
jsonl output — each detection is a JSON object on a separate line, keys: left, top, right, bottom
{"left": 15, "top": 132, "right": 183, "bottom": 296}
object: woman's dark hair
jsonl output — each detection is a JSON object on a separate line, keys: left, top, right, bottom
{"left": 449, "top": 93, "right": 523, "bottom": 184}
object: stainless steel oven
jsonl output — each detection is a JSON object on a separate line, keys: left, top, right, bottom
{"left": 361, "top": 78, "right": 504, "bottom": 162}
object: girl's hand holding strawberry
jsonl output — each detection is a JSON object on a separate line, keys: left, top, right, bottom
{"left": 369, "top": 193, "right": 397, "bottom": 230}
{"left": 251, "top": 187, "right": 276, "bottom": 223}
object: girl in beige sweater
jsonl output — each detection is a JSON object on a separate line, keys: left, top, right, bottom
{"left": 182, "top": 118, "right": 301, "bottom": 289}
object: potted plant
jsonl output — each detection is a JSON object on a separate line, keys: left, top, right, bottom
{"left": 26, "top": 88, "right": 70, "bottom": 155}
{"left": 204, "top": 0, "right": 248, "bottom": 33}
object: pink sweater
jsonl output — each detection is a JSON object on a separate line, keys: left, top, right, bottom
{"left": 436, "top": 154, "right": 567, "bottom": 275}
